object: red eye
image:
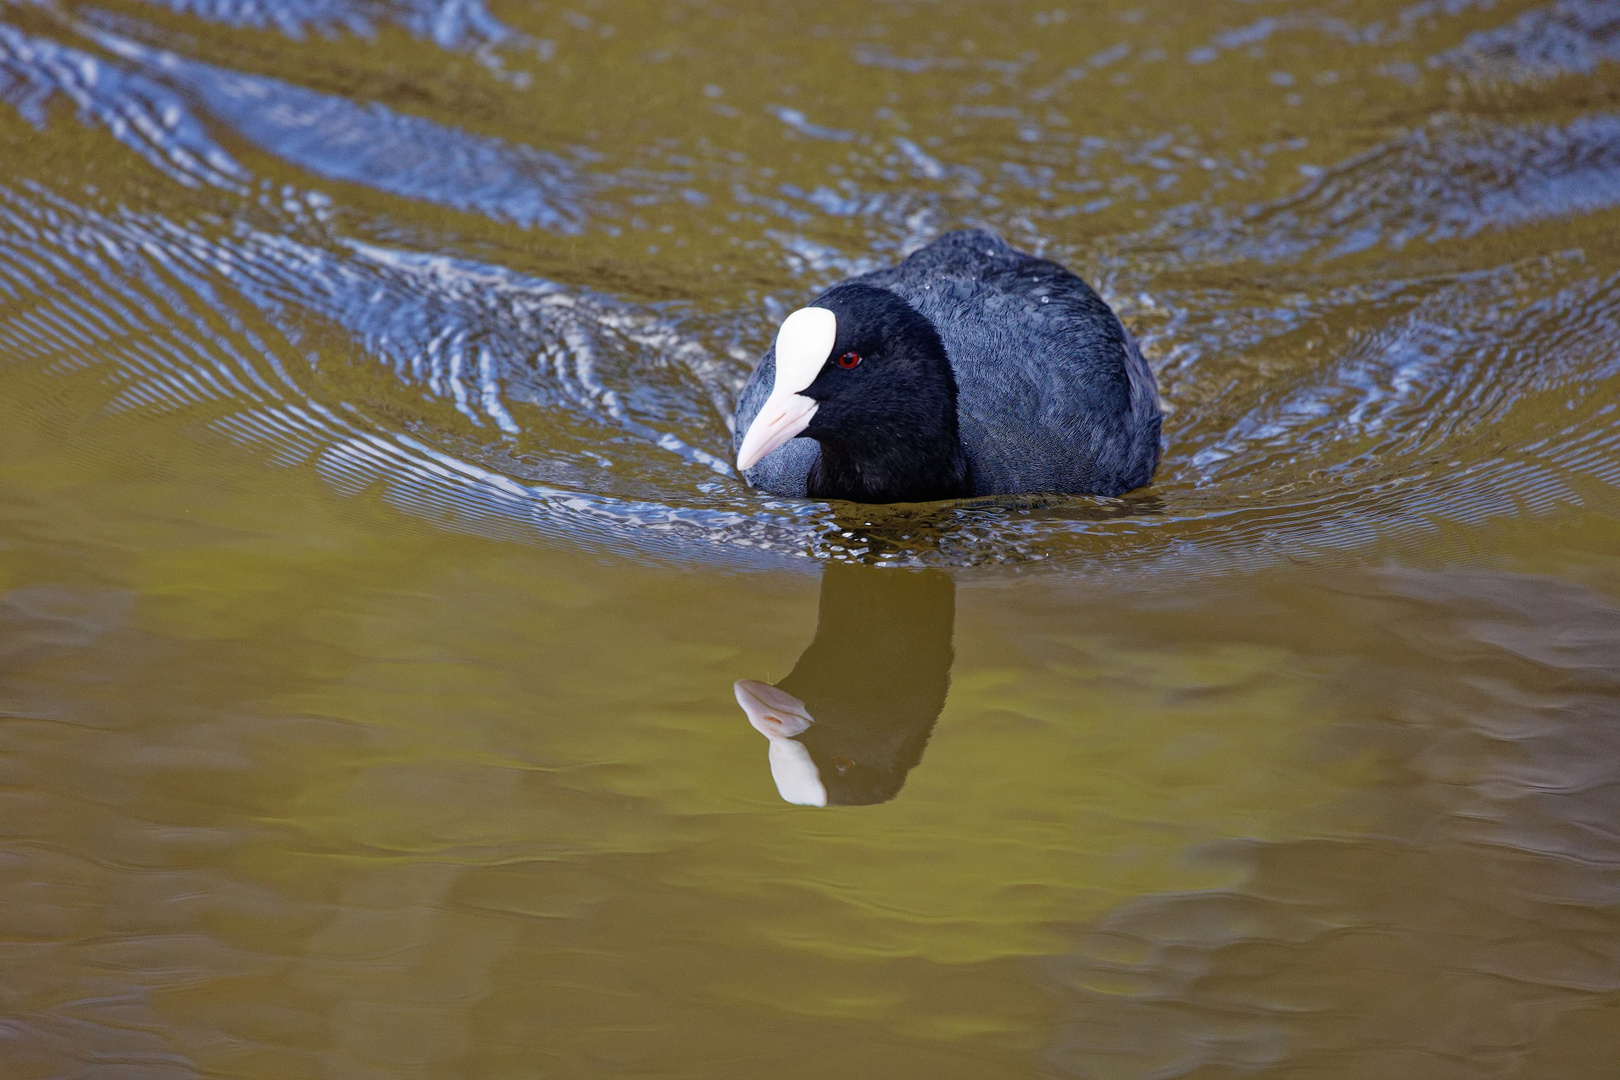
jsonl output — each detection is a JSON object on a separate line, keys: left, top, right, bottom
{"left": 836, "top": 352, "right": 862, "bottom": 369}
{"left": 832, "top": 756, "right": 855, "bottom": 773}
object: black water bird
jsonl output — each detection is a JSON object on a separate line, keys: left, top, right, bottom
{"left": 734, "top": 229, "right": 1162, "bottom": 504}
{"left": 735, "top": 564, "right": 954, "bottom": 806}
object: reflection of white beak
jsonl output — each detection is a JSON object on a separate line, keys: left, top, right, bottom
{"left": 734, "top": 679, "right": 827, "bottom": 807}
{"left": 735, "top": 392, "right": 818, "bottom": 472}
{"left": 735, "top": 679, "right": 814, "bottom": 738}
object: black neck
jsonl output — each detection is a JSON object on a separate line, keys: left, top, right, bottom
{"left": 808, "top": 427, "right": 971, "bottom": 503}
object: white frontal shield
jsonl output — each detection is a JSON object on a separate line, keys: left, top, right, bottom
{"left": 736, "top": 307, "right": 838, "bottom": 471}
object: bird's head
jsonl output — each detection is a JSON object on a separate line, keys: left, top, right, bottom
{"left": 736, "top": 284, "right": 964, "bottom": 502}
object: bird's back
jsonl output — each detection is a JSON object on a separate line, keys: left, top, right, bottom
{"left": 853, "top": 230, "right": 1161, "bottom": 497}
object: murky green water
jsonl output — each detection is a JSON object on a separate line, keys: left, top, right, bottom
{"left": 3, "top": 0, "right": 1620, "bottom": 1075}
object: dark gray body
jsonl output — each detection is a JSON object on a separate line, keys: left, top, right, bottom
{"left": 734, "top": 229, "right": 1162, "bottom": 498}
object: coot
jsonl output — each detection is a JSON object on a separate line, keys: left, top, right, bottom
{"left": 734, "top": 229, "right": 1162, "bottom": 503}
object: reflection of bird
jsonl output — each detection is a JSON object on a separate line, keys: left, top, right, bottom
{"left": 736, "top": 564, "right": 954, "bottom": 806}
{"left": 735, "top": 229, "right": 1161, "bottom": 504}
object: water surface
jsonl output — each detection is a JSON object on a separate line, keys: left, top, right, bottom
{"left": 2, "top": 0, "right": 1619, "bottom": 1076}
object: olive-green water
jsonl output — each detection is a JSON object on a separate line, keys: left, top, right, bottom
{"left": 3, "top": 0, "right": 1620, "bottom": 1076}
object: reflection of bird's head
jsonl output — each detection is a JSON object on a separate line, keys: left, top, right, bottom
{"left": 737, "top": 563, "right": 955, "bottom": 806}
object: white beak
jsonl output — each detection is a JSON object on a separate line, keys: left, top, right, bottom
{"left": 736, "top": 392, "right": 818, "bottom": 471}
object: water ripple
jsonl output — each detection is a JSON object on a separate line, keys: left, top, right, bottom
{"left": 88, "top": 27, "right": 590, "bottom": 229}
{"left": 130, "top": 0, "right": 517, "bottom": 50}
{"left": 1440, "top": 0, "right": 1620, "bottom": 83}
{"left": 2, "top": 1, "right": 1619, "bottom": 575}
{"left": 0, "top": 19, "right": 246, "bottom": 190}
